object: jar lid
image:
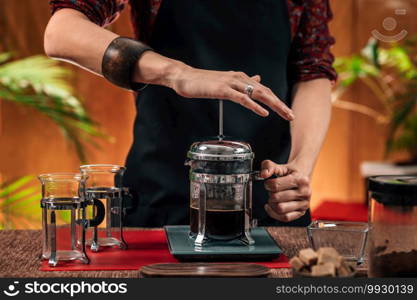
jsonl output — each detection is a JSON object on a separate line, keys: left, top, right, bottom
{"left": 368, "top": 175, "right": 417, "bottom": 205}
{"left": 187, "top": 140, "right": 254, "bottom": 161}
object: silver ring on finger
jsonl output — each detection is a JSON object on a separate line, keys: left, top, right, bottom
{"left": 244, "top": 84, "right": 254, "bottom": 98}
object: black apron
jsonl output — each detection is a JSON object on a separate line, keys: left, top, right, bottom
{"left": 123, "top": 0, "right": 311, "bottom": 227}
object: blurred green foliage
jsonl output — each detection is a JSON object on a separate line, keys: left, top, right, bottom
{"left": 0, "top": 52, "right": 109, "bottom": 162}
{"left": 334, "top": 37, "right": 417, "bottom": 159}
{"left": 0, "top": 53, "right": 110, "bottom": 229}
{"left": 0, "top": 176, "right": 41, "bottom": 229}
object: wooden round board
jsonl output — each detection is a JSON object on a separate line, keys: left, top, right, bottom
{"left": 139, "top": 263, "right": 271, "bottom": 278}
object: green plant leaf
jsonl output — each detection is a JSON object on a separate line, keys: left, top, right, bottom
{"left": 0, "top": 176, "right": 42, "bottom": 229}
{"left": 334, "top": 55, "right": 380, "bottom": 88}
{"left": 0, "top": 53, "right": 111, "bottom": 162}
{"left": 8, "top": 193, "right": 40, "bottom": 210}
{"left": 334, "top": 35, "right": 417, "bottom": 158}
{"left": 0, "top": 175, "right": 35, "bottom": 198}
{"left": 388, "top": 114, "right": 417, "bottom": 157}
{"left": 361, "top": 38, "right": 380, "bottom": 68}
{"left": 0, "top": 52, "right": 12, "bottom": 64}
{"left": 1, "top": 186, "right": 39, "bottom": 207}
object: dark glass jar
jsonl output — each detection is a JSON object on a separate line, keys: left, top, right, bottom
{"left": 368, "top": 175, "right": 417, "bottom": 277}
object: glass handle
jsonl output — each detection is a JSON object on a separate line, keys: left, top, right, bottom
{"left": 89, "top": 199, "right": 105, "bottom": 227}
{"left": 121, "top": 189, "right": 133, "bottom": 217}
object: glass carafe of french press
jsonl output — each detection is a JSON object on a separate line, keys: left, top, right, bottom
{"left": 186, "top": 139, "right": 259, "bottom": 247}
{"left": 80, "top": 164, "right": 127, "bottom": 251}
{"left": 39, "top": 173, "right": 89, "bottom": 267}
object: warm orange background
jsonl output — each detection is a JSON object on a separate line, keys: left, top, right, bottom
{"left": 0, "top": 0, "right": 414, "bottom": 209}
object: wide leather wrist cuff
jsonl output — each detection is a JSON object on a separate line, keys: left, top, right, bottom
{"left": 102, "top": 37, "right": 153, "bottom": 91}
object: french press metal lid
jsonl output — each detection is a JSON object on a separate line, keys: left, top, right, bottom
{"left": 186, "top": 140, "right": 256, "bottom": 176}
{"left": 188, "top": 140, "right": 254, "bottom": 161}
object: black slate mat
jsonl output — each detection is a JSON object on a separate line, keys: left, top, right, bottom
{"left": 165, "top": 225, "right": 282, "bottom": 261}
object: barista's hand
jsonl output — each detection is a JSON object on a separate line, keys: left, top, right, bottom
{"left": 171, "top": 66, "right": 294, "bottom": 120}
{"left": 260, "top": 160, "right": 311, "bottom": 222}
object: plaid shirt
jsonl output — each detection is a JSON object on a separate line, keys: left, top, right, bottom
{"left": 50, "top": 0, "right": 337, "bottom": 83}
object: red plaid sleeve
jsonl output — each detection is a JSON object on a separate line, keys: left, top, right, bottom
{"left": 288, "top": 0, "right": 337, "bottom": 83}
{"left": 49, "top": 0, "right": 128, "bottom": 27}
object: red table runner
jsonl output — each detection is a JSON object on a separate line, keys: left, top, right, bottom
{"left": 40, "top": 230, "right": 290, "bottom": 271}
{"left": 312, "top": 201, "right": 368, "bottom": 222}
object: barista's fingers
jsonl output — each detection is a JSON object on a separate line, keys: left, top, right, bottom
{"left": 230, "top": 79, "right": 260, "bottom": 96}
{"left": 251, "top": 75, "right": 261, "bottom": 82}
{"left": 268, "top": 190, "right": 300, "bottom": 202}
{"left": 265, "top": 174, "right": 298, "bottom": 192}
{"left": 228, "top": 71, "right": 259, "bottom": 85}
{"left": 228, "top": 75, "right": 294, "bottom": 121}
{"left": 265, "top": 172, "right": 310, "bottom": 193}
{"left": 260, "top": 160, "right": 289, "bottom": 179}
{"left": 260, "top": 160, "right": 275, "bottom": 178}
{"left": 274, "top": 187, "right": 311, "bottom": 202}
{"left": 267, "top": 183, "right": 311, "bottom": 201}
{"left": 268, "top": 199, "right": 309, "bottom": 214}
{"left": 298, "top": 177, "right": 311, "bottom": 198}
{"left": 223, "top": 88, "right": 268, "bottom": 117}
{"left": 264, "top": 204, "right": 306, "bottom": 222}
{"left": 297, "top": 175, "right": 310, "bottom": 190}
{"left": 230, "top": 71, "right": 258, "bottom": 82}
{"left": 250, "top": 83, "right": 294, "bottom": 121}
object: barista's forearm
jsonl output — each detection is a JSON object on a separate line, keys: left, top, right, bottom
{"left": 44, "top": 8, "right": 294, "bottom": 117}
{"left": 288, "top": 78, "right": 332, "bottom": 177}
{"left": 44, "top": 8, "right": 186, "bottom": 87}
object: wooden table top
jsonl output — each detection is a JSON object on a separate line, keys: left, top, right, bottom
{"left": 0, "top": 227, "right": 345, "bottom": 278}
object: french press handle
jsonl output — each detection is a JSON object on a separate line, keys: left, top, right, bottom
{"left": 88, "top": 199, "right": 105, "bottom": 227}
{"left": 251, "top": 171, "right": 279, "bottom": 181}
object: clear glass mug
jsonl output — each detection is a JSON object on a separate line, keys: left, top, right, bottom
{"left": 80, "top": 164, "right": 128, "bottom": 252}
{"left": 38, "top": 173, "right": 90, "bottom": 266}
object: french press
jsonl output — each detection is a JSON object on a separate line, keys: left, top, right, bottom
{"left": 80, "top": 164, "right": 128, "bottom": 252}
{"left": 186, "top": 139, "right": 263, "bottom": 247}
{"left": 39, "top": 173, "right": 91, "bottom": 266}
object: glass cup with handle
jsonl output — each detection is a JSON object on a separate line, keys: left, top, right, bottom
{"left": 80, "top": 164, "right": 128, "bottom": 252}
{"left": 39, "top": 173, "right": 100, "bottom": 266}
